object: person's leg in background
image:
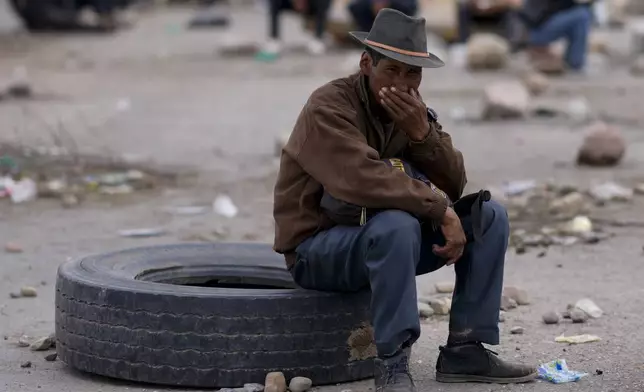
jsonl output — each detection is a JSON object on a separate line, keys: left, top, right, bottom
{"left": 348, "top": 0, "right": 376, "bottom": 32}
{"left": 456, "top": 2, "right": 473, "bottom": 43}
{"left": 256, "top": 0, "right": 291, "bottom": 59}
{"left": 307, "top": 0, "right": 332, "bottom": 54}
{"left": 529, "top": 6, "right": 593, "bottom": 71}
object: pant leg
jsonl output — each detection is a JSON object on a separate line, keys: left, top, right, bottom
{"left": 529, "top": 6, "right": 593, "bottom": 70}
{"left": 293, "top": 210, "right": 426, "bottom": 357}
{"left": 310, "top": 0, "right": 332, "bottom": 39}
{"left": 448, "top": 200, "right": 509, "bottom": 345}
{"left": 269, "top": 0, "right": 292, "bottom": 39}
{"left": 348, "top": 0, "right": 375, "bottom": 32}
{"left": 457, "top": 3, "right": 472, "bottom": 43}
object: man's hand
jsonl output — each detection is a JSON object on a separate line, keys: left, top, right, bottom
{"left": 432, "top": 207, "right": 466, "bottom": 265}
{"left": 379, "top": 87, "right": 430, "bottom": 141}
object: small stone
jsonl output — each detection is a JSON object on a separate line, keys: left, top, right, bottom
{"left": 429, "top": 297, "right": 451, "bottom": 315}
{"left": 482, "top": 81, "right": 530, "bottom": 120}
{"left": 243, "top": 383, "right": 265, "bottom": 392}
{"left": 501, "top": 295, "right": 518, "bottom": 311}
{"left": 61, "top": 193, "right": 80, "bottom": 208}
{"left": 634, "top": 184, "right": 644, "bottom": 195}
{"left": 575, "top": 298, "right": 603, "bottom": 318}
{"left": 466, "top": 33, "right": 510, "bottom": 70}
{"left": 29, "top": 336, "right": 54, "bottom": 351}
{"left": 542, "top": 311, "right": 561, "bottom": 325}
{"left": 18, "top": 335, "right": 31, "bottom": 347}
{"left": 503, "top": 286, "right": 530, "bottom": 305}
{"left": 510, "top": 326, "right": 524, "bottom": 335}
{"left": 537, "top": 250, "right": 547, "bottom": 258}
{"left": 20, "top": 286, "right": 38, "bottom": 298}
{"left": 589, "top": 182, "right": 633, "bottom": 203}
{"left": 595, "top": 369, "right": 604, "bottom": 375}
{"left": 521, "top": 71, "right": 549, "bottom": 95}
{"left": 20, "top": 361, "right": 32, "bottom": 368}
{"left": 288, "top": 377, "right": 312, "bottom": 392}
{"left": 417, "top": 295, "right": 433, "bottom": 305}
{"left": 418, "top": 302, "right": 434, "bottom": 318}
{"left": 9, "top": 292, "right": 21, "bottom": 299}
{"left": 571, "top": 309, "right": 589, "bottom": 323}
{"left": 498, "top": 311, "right": 506, "bottom": 323}
{"left": 4, "top": 242, "right": 23, "bottom": 253}
{"left": 435, "top": 281, "right": 455, "bottom": 294}
{"left": 577, "top": 122, "right": 626, "bottom": 167}
{"left": 561, "top": 216, "right": 593, "bottom": 235}
{"left": 264, "top": 372, "right": 286, "bottom": 392}
{"left": 549, "top": 192, "right": 587, "bottom": 214}
{"left": 44, "top": 353, "right": 57, "bottom": 362}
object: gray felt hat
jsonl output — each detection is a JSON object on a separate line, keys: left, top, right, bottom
{"left": 349, "top": 8, "right": 445, "bottom": 68}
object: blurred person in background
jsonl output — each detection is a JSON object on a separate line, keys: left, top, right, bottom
{"left": 256, "top": 0, "right": 333, "bottom": 60}
{"left": 348, "top": 0, "right": 418, "bottom": 32}
{"left": 455, "top": 0, "right": 523, "bottom": 44}
{"left": 512, "top": 0, "right": 594, "bottom": 72}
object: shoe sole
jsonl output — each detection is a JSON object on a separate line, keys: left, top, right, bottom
{"left": 435, "top": 371, "right": 538, "bottom": 384}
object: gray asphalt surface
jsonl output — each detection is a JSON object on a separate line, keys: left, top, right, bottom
{"left": 1, "top": 3, "right": 644, "bottom": 392}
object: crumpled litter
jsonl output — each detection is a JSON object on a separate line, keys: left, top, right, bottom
{"left": 555, "top": 334, "right": 601, "bottom": 344}
{"left": 538, "top": 359, "right": 588, "bottom": 383}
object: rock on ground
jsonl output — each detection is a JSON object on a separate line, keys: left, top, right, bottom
{"left": 576, "top": 122, "right": 626, "bottom": 167}
{"left": 482, "top": 81, "right": 530, "bottom": 120}
{"left": 429, "top": 297, "right": 451, "bottom": 315}
{"left": 510, "top": 326, "right": 524, "bottom": 335}
{"left": 575, "top": 298, "right": 603, "bottom": 318}
{"left": 571, "top": 308, "right": 589, "bottom": 323}
{"left": 289, "top": 377, "right": 313, "bottom": 392}
{"left": 501, "top": 295, "right": 518, "bottom": 311}
{"left": 418, "top": 302, "right": 434, "bottom": 318}
{"left": 503, "top": 286, "right": 530, "bottom": 305}
{"left": 264, "top": 372, "right": 286, "bottom": 392}
{"left": 19, "top": 286, "right": 38, "bottom": 298}
{"left": 542, "top": 311, "right": 561, "bottom": 325}
{"left": 466, "top": 33, "right": 510, "bottom": 70}
{"left": 29, "top": 336, "right": 54, "bottom": 352}
{"left": 521, "top": 71, "right": 549, "bottom": 95}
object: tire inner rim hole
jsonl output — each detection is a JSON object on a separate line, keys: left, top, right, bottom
{"left": 135, "top": 265, "right": 298, "bottom": 289}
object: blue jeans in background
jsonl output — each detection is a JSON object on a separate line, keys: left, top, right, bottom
{"left": 529, "top": 5, "right": 593, "bottom": 70}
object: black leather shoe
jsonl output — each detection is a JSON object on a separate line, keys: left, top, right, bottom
{"left": 374, "top": 347, "right": 416, "bottom": 392}
{"left": 435, "top": 343, "right": 537, "bottom": 384}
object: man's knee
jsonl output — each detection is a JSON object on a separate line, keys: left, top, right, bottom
{"left": 365, "top": 209, "right": 421, "bottom": 242}
{"left": 482, "top": 200, "right": 510, "bottom": 236}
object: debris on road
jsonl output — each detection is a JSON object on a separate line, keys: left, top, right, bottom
{"left": 265, "top": 371, "right": 287, "bottom": 392}
{"left": 44, "top": 353, "right": 58, "bottom": 362}
{"left": 501, "top": 295, "right": 518, "bottom": 311}
{"left": 575, "top": 298, "right": 603, "bottom": 318}
{"left": 418, "top": 302, "right": 434, "bottom": 318}
{"left": 571, "top": 309, "right": 589, "bottom": 324}
{"left": 542, "top": 311, "right": 561, "bottom": 325}
{"left": 119, "top": 228, "right": 166, "bottom": 238}
{"left": 510, "top": 326, "right": 525, "bottom": 335}
{"left": 29, "top": 336, "right": 55, "bottom": 351}
{"left": 482, "top": 80, "right": 530, "bottom": 120}
{"left": 555, "top": 334, "right": 601, "bottom": 344}
{"left": 576, "top": 122, "right": 626, "bottom": 167}
{"left": 18, "top": 336, "right": 31, "bottom": 347}
{"left": 213, "top": 194, "right": 238, "bottom": 218}
{"left": 538, "top": 359, "right": 588, "bottom": 383}
{"left": 289, "top": 376, "right": 313, "bottom": 392}
{"left": 20, "top": 361, "right": 32, "bottom": 368}
{"left": 503, "top": 286, "right": 530, "bottom": 305}
{"left": 589, "top": 181, "right": 633, "bottom": 203}
{"left": 19, "top": 286, "right": 38, "bottom": 298}
{"left": 4, "top": 242, "right": 23, "bottom": 254}
{"left": 429, "top": 297, "right": 451, "bottom": 315}
{"left": 466, "top": 33, "right": 509, "bottom": 71}
{"left": 521, "top": 71, "right": 550, "bottom": 96}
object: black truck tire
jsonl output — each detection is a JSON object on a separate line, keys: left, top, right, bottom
{"left": 55, "top": 243, "right": 375, "bottom": 388}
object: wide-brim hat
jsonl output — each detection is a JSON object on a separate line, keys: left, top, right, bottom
{"left": 349, "top": 8, "right": 445, "bottom": 68}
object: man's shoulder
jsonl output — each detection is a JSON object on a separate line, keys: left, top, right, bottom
{"left": 305, "top": 73, "right": 360, "bottom": 111}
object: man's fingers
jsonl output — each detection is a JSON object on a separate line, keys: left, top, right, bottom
{"left": 380, "top": 98, "right": 403, "bottom": 120}
{"left": 380, "top": 89, "right": 405, "bottom": 118}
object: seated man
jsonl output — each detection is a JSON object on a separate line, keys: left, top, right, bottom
{"left": 257, "top": 0, "right": 332, "bottom": 59}
{"left": 273, "top": 8, "right": 537, "bottom": 392}
{"left": 513, "top": 0, "right": 594, "bottom": 72}
{"left": 348, "top": 0, "right": 417, "bottom": 32}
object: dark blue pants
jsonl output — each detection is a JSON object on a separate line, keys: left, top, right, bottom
{"left": 529, "top": 6, "right": 593, "bottom": 70}
{"left": 348, "top": 0, "right": 417, "bottom": 32}
{"left": 291, "top": 200, "right": 509, "bottom": 357}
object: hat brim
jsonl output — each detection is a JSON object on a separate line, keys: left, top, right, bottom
{"left": 349, "top": 31, "right": 445, "bottom": 68}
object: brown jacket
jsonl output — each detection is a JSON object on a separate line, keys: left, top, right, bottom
{"left": 273, "top": 72, "right": 467, "bottom": 268}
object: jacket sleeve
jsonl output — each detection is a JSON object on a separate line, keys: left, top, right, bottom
{"left": 403, "top": 120, "right": 467, "bottom": 202}
{"left": 291, "top": 103, "right": 449, "bottom": 222}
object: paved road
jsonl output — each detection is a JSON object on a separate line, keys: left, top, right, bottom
{"left": 1, "top": 4, "right": 644, "bottom": 392}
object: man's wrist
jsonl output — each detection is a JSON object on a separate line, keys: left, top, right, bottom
{"left": 408, "top": 123, "right": 431, "bottom": 142}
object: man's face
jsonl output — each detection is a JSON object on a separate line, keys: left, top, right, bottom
{"left": 360, "top": 52, "right": 423, "bottom": 100}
